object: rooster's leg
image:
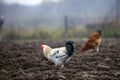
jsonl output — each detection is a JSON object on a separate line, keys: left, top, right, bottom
{"left": 61, "top": 65, "right": 64, "bottom": 68}
{"left": 66, "top": 57, "right": 71, "bottom": 63}
{"left": 55, "top": 64, "right": 58, "bottom": 68}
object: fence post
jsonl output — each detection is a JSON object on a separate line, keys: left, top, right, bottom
{"left": 64, "top": 16, "right": 68, "bottom": 40}
{"left": 0, "top": 16, "right": 4, "bottom": 41}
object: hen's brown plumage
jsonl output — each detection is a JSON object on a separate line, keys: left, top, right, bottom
{"left": 81, "top": 30, "right": 102, "bottom": 53}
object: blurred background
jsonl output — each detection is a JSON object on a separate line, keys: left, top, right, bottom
{"left": 0, "top": 0, "right": 120, "bottom": 41}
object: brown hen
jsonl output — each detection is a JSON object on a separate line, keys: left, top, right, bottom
{"left": 81, "top": 30, "right": 102, "bottom": 53}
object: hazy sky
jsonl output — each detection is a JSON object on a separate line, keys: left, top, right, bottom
{"left": 1, "top": 0, "right": 61, "bottom": 6}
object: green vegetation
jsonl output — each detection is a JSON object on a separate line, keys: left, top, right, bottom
{"left": 2, "top": 26, "right": 88, "bottom": 41}
{"left": 2, "top": 23, "right": 120, "bottom": 41}
{"left": 86, "top": 22, "right": 120, "bottom": 38}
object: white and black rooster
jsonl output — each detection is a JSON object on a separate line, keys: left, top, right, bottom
{"left": 40, "top": 41, "right": 74, "bottom": 68}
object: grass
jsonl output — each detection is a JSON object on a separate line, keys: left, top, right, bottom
{"left": 1, "top": 25, "right": 120, "bottom": 41}
{"left": 2, "top": 26, "right": 88, "bottom": 41}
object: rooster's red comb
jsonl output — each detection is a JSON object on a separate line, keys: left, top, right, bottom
{"left": 40, "top": 43, "right": 44, "bottom": 51}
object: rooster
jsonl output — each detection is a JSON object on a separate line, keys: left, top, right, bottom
{"left": 40, "top": 41, "right": 74, "bottom": 68}
{"left": 81, "top": 30, "right": 102, "bottom": 53}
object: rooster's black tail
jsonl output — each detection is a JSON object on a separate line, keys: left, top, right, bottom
{"left": 65, "top": 41, "right": 74, "bottom": 57}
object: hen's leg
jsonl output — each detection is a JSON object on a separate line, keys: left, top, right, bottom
{"left": 96, "top": 46, "right": 99, "bottom": 52}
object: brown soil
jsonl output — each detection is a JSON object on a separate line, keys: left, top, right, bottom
{"left": 0, "top": 39, "right": 120, "bottom": 80}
